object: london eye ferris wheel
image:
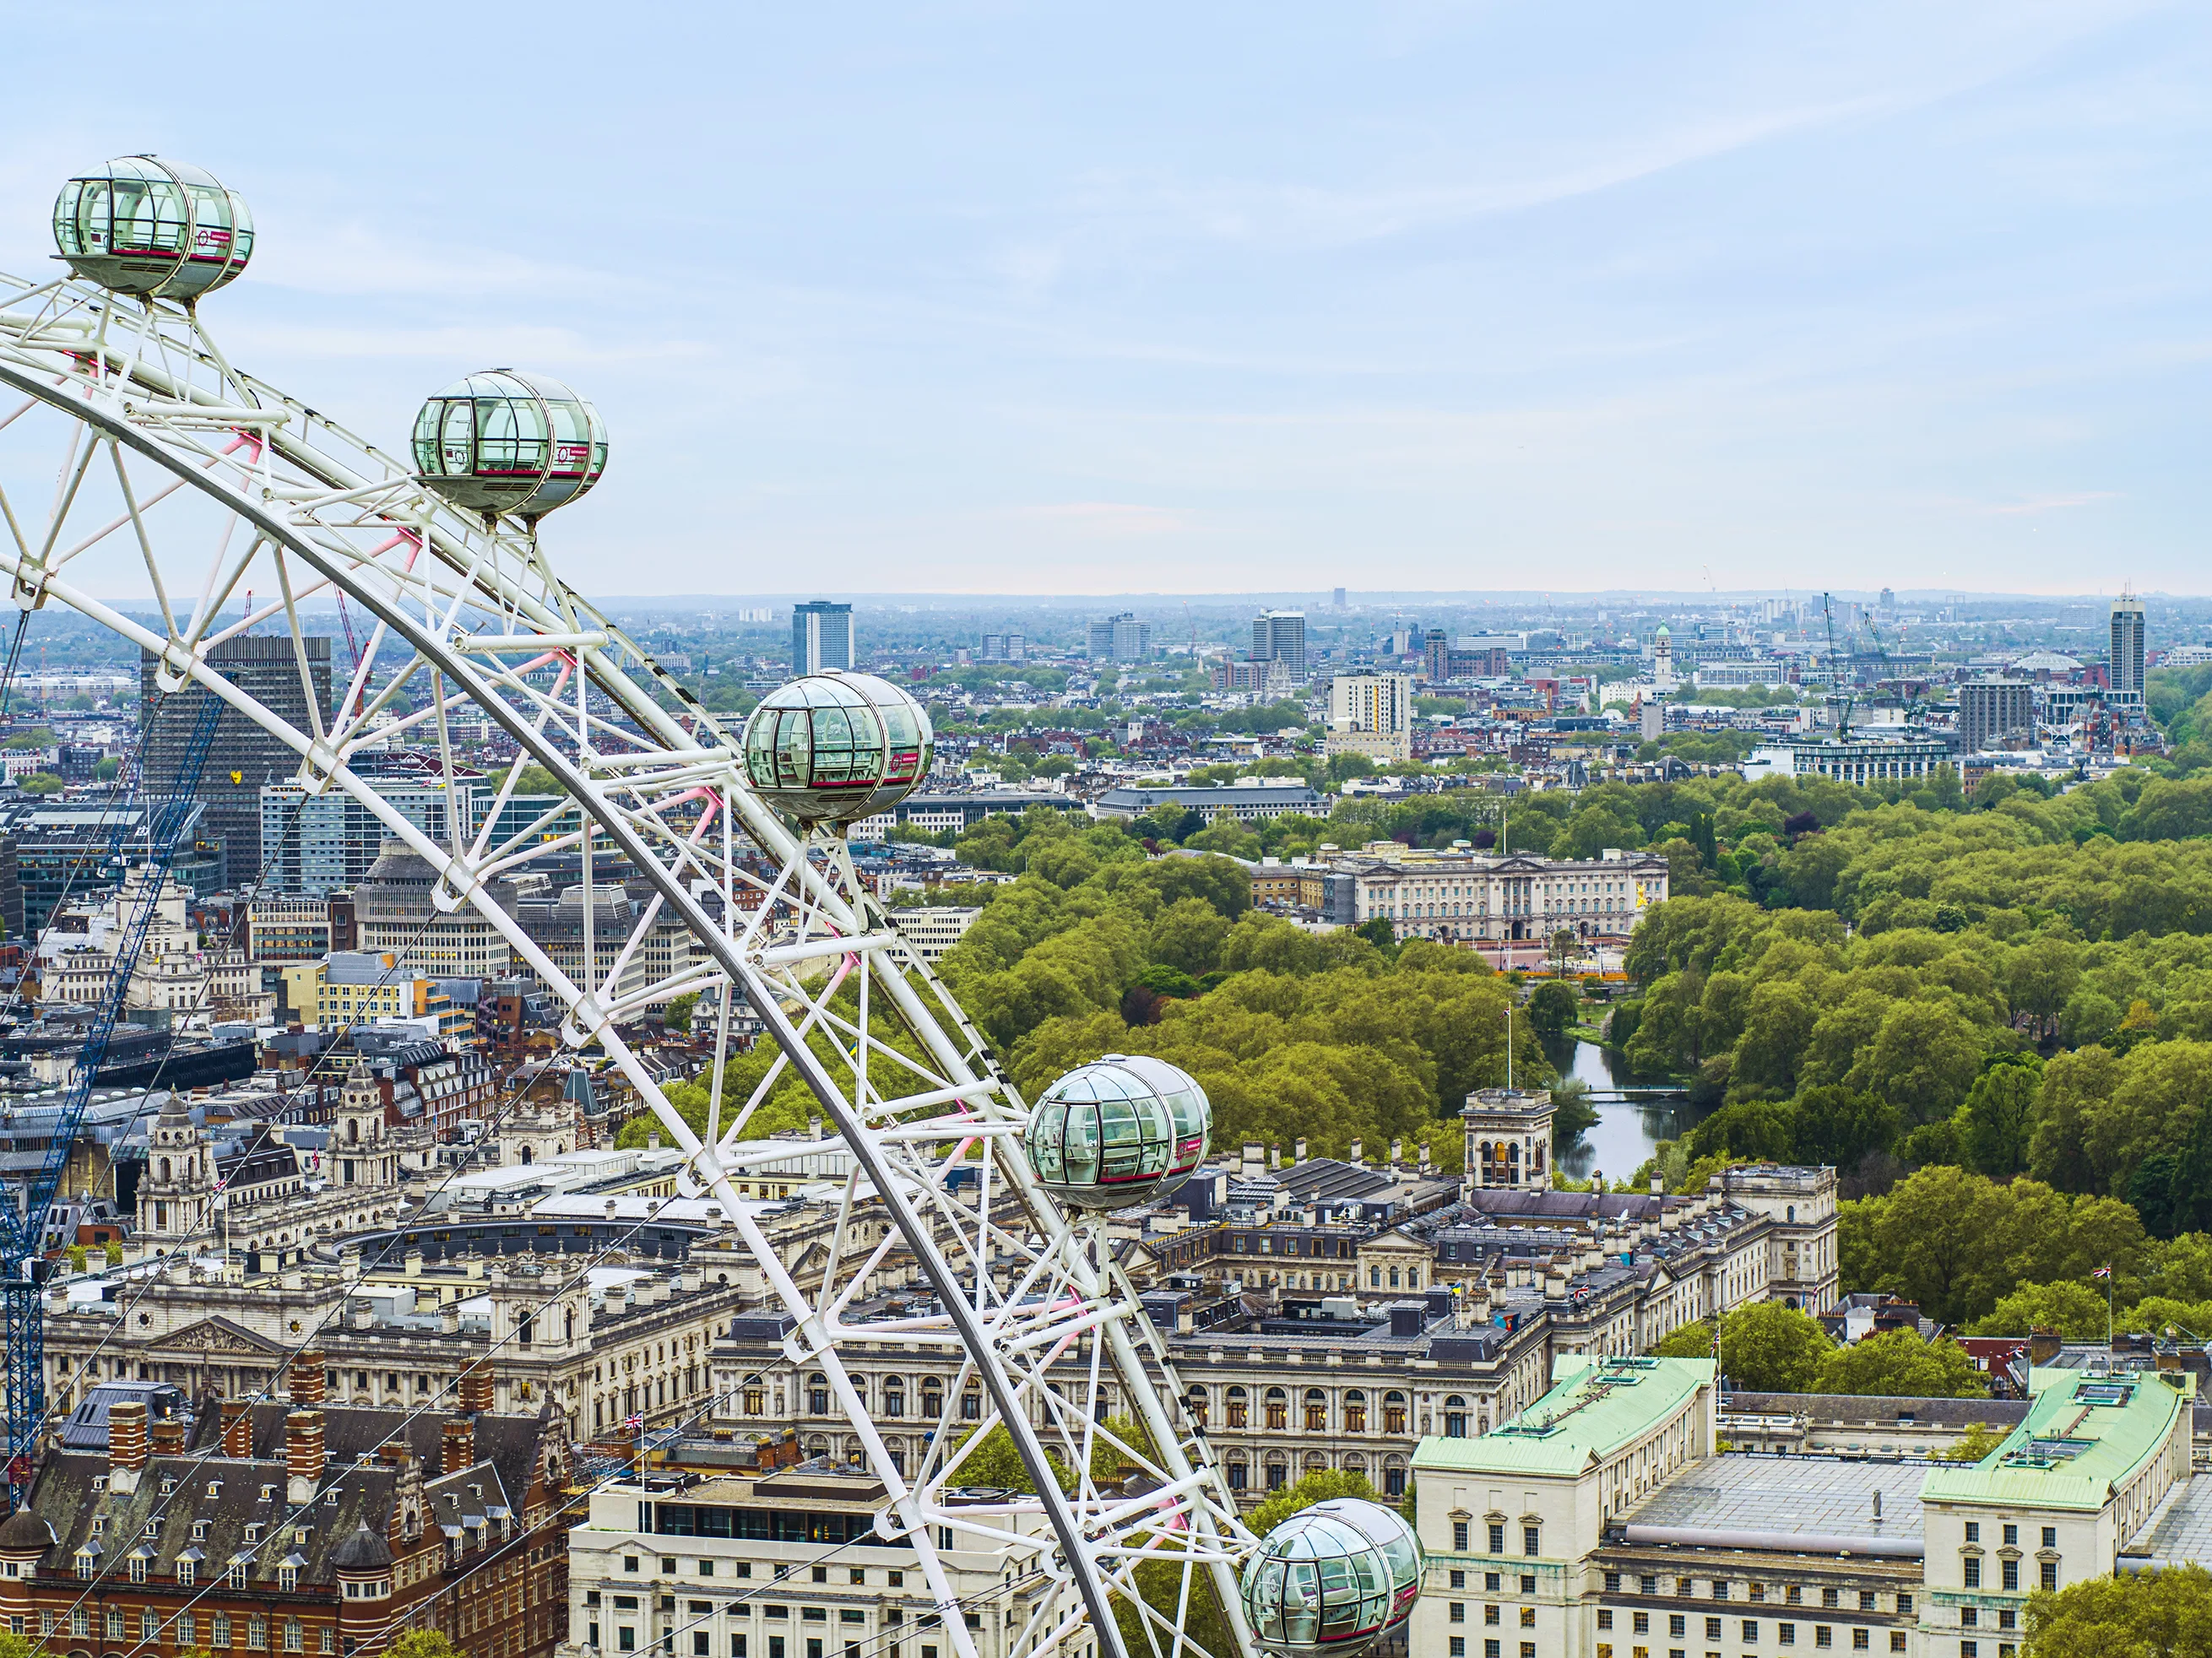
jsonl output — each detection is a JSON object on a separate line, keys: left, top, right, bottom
{"left": 0, "top": 156, "right": 1423, "bottom": 1658}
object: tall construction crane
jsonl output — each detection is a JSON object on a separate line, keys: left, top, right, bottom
{"left": 0, "top": 685, "right": 223, "bottom": 1504}
{"left": 1822, "top": 592, "right": 1856, "bottom": 741}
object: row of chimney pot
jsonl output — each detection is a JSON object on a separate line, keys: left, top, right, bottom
{"left": 103, "top": 1349, "right": 496, "bottom": 1485}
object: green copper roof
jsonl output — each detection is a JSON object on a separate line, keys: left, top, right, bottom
{"left": 1921, "top": 1366, "right": 2193, "bottom": 1514}
{"left": 1412, "top": 1355, "right": 1714, "bottom": 1477}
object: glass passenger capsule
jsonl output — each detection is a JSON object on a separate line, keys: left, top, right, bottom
{"left": 52, "top": 157, "right": 252, "bottom": 300}
{"left": 1240, "top": 1498, "right": 1424, "bottom": 1658}
{"left": 739, "top": 672, "right": 934, "bottom": 828}
{"left": 1022, "top": 1056, "right": 1211, "bottom": 1212}
{"left": 411, "top": 371, "right": 608, "bottom": 522}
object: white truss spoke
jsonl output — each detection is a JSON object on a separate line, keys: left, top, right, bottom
{"left": 0, "top": 276, "right": 1276, "bottom": 1658}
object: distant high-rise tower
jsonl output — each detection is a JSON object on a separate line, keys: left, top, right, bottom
{"left": 791, "top": 601, "right": 854, "bottom": 675}
{"left": 1959, "top": 678, "right": 2036, "bottom": 752}
{"left": 2110, "top": 589, "right": 2146, "bottom": 708}
{"left": 1087, "top": 613, "right": 1149, "bottom": 662}
{"left": 139, "top": 635, "right": 332, "bottom": 883}
{"left": 1250, "top": 610, "right": 1307, "bottom": 677}
{"left": 1331, "top": 587, "right": 1347, "bottom": 610}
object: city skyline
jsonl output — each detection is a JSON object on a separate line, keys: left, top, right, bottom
{"left": 1, "top": 3, "right": 2204, "bottom": 599}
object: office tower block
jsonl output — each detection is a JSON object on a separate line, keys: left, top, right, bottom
{"left": 139, "top": 636, "right": 332, "bottom": 883}
{"left": 1959, "top": 679, "right": 2036, "bottom": 752}
{"left": 1326, "top": 672, "right": 1412, "bottom": 761}
{"left": 1089, "top": 614, "right": 1149, "bottom": 662}
{"left": 1250, "top": 610, "right": 1307, "bottom": 677}
{"left": 790, "top": 601, "right": 854, "bottom": 675}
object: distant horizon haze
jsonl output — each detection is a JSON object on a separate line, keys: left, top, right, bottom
{"left": 1, "top": 3, "right": 2204, "bottom": 596}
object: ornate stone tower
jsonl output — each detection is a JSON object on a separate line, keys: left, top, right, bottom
{"left": 333, "top": 1062, "right": 398, "bottom": 1188}
{"left": 136, "top": 1094, "right": 212, "bottom": 1242}
{"left": 1460, "top": 1087, "right": 1556, "bottom": 1195}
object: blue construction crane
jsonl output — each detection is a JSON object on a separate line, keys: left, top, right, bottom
{"left": 0, "top": 684, "right": 224, "bottom": 1505}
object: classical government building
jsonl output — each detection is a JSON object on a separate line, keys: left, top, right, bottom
{"left": 706, "top": 1086, "right": 1837, "bottom": 1507}
{"left": 1408, "top": 1348, "right": 2208, "bottom": 1658}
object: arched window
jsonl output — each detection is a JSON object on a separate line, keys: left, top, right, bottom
{"left": 1383, "top": 1455, "right": 1407, "bottom": 1497}
{"left": 1263, "top": 1455, "right": 1288, "bottom": 1493}
{"left": 1304, "top": 1389, "right": 1327, "bottom": 1432}
{"left": 882, "top": 1379, "right": 905, "bottom": 1418}
{"left": 1384, "top": 1390, "right": 1407, "bottom": 1435}
{"left": 1226, "top": 1387, "right": 1249, "bottom": 1429}
{"left": 806, "top": 1374, "right": 830, "bottom": 1415}
{"left": 1388, "top": 1267, "right": 1400, "bottom": 1288}
{"left": 921, "top": 1380, "right": 944, "bottom": 1419}
{"left": 1226, "top": 1459, "right": 1248, "bottom": 1493}
{"left": 1444, "top": 1394, "right": 1469, "bottom": 1438}
{"left": 521, "top": 1146, "right": 534, "bottom": 1165}
{"left": 1264, "top": 1388, "right": 1288, "bottom": 1432}
{"left": 1185, "top": 1387, "right": 1208, "bottom": 1428}
{"left": 159, "top": 1157, "right": 171, "bottom": 1183}
{"left": 1343, "top": 1390, "right": 1367, "bottom": 1433}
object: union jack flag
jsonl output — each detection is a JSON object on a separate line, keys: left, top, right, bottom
{"left": 2092, "top": 1265, "right": 2112, "bottom": 1280}
{"left": 624, "top": 1413, "right": 643, "bottom": 1432}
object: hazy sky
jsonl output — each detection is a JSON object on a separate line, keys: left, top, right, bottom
{"left": 2, "top": 2, "right": 2205, "bottom": 598}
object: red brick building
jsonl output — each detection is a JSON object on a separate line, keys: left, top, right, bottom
{"left": 0, "top": 1353, "right": 571, "bottom": 1658}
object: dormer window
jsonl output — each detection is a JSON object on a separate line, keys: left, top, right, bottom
{"left": 144, "top": 1519, "right": 161, "bottom": 1538}
{"left": 259, "top": 1485, "right": 275, "bottom": 1503}
{"left": 228, "top": 1561, "right": 249, "bottom": 1590}
{"left": 243, "top": 1525, "right": 263, "bottom": 1544}
{"left": 177, "top": 1558, "right": 195, "bottom": 1587}
{"left": 207, "top": 1482, "right": 222, "bottom": 1498}
{"left": 279, "top": 1565, "right": 300, "bottom": 1592}
{"left": 192, "top": 1521, "right": 209, "bottom": 1542}
{"left": 74, "top": 1551, "right": 94, "bottom": 1579}
{"left": 159, "top": 1477, "right": 176, "bottom": 1495}
{"left": 128, "top": 1554, "right": 147, "bottom": 1584}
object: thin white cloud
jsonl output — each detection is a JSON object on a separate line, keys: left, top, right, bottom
{"left": 1978, "top": 491, "right": 2122, "bottom": 516}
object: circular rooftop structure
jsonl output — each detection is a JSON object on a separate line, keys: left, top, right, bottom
{"left": 1022, "top": 1056, "right": 1210, "bottom": 1212}
{"left": 739, "top": 673, "right": 933, "bottom": 829}
{"left": 53, "top": 157, "right": 252, "bottom": 300}
{"left": 411, "top": 371, "right": 607, "bottom": 523}
{"left": 1239, "top": 1498, "right": 1423, "bottom": 1658}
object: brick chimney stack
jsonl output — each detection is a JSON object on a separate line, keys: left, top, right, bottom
{"left": 107, "top": 1401, "right": 148, "bottom": 1473}
{"left": 220, "top": 1398, "right": 253, "bottom": 1459}
{"left": 458, "top": 1362, "right": 494, "bottom": 1415}
{"left": 286, "top": 1411, "right": 325, "bottom": 1485}
{"left": 442, "top": 1419, "right": 474, "bottom": 1476}
{"left": 149, "top": 1417, "right": 187, "bottom": 1457}
{"left": 290, "top": 1350, "right": 327, "bottom": 1405}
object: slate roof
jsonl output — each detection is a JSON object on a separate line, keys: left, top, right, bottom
{"left": 23, "top": 1401, "right": 555, "bottom": 1590}
{"left": 1270, "top": 1159, "right": 1397, "bottom": 1205}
